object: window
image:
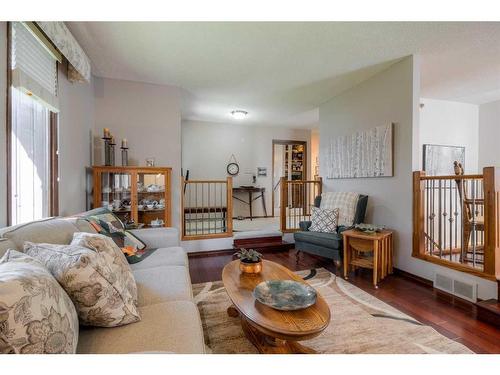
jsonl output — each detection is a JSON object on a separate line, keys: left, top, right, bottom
{"left": 8, "top": 22, "right": 59, "bottom": 225}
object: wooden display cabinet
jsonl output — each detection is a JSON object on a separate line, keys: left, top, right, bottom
{"left": 92, "top": 166, "right": 171, "bottom": 228}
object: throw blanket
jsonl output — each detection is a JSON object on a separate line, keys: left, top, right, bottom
{"left": 320, "top": 192, "right": 359, "bottom": 226}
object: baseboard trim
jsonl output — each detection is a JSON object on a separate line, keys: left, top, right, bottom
{"left": 393, "top": 268, "right": 433, "bottom": 287}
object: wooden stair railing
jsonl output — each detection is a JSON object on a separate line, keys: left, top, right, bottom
{"left": 181, "top": 177, "right": 233, "bottom": 240}
{"left": 412, "top": 167, "right": 500, "bottom": 282}
{"left": 280, "top": 177, "right": 322, "bottom": 233}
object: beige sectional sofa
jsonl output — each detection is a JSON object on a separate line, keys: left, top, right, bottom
{"left": 0, "top": 216, "right": 205, "bottom": 354}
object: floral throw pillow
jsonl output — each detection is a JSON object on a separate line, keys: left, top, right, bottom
{"left": 309, "top": 206, "right": 340, "bottom": 233}
{"left": 70, "top": 232, "right": 138, "bottom": 304}
{"left": 24, "top": 241, "right": 140, "bottom": 328}
{"left": 0, "top": 250, "right": 79, "bottom": 354}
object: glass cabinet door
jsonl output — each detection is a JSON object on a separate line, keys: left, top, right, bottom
{"left": 99, "top": 171, "right": 133, "bottom": 226}
{"left": 136, "top": 171, "right": 167, "bottom": 228}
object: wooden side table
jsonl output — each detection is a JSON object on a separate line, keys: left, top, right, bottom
{"left": 342, "top": 229, "right": 394, "bottom": 288}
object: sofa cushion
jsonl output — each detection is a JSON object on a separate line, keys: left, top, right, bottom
{"left": 24, "top": 241, "right": 140, "bottom": 328}
{"left": 133, "top": 266, "right": 193, "bottom": 307}
{"left": 294, "top": 230, "right": 342, "bottom": 249}
{"left": 0, "top": 250, "right": 79, "bottom": 354}
{"left": 71, "top": 232, "right": 138, "bottom": 304}
{"left": 130, "top": 246, "right": 188, "bottom": 270}
{"left": 77, "top": 301, "right": 205, "bottom": 354}
{"left": 1, "top": 217, "right": 83, "bottom": 250}
{"left": 128, "top": 227, "right": 180, "bottom": 249}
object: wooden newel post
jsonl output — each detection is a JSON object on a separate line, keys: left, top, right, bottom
{"left": 482, "top": 167, "right": 500, "bottom": 280}
{"left": 412, "top": 171, "right": 426, "bottom": 257}
{"left": 280, "top": 177, "right": 287, "bottom": 232}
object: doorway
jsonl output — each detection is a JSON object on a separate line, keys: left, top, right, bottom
{"left": 272, "top": 140, "right": 307, "bottom": 217}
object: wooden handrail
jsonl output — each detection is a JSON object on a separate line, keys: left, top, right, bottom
{"left": 420, "top": 174, "right": 483, "bottom": 181}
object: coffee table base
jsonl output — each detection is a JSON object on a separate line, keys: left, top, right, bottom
{"left": 241, "top": 318, "right": 316, "bottom": 354}
{"left": 227, "top": 305, "right": 316, "bottom": 354}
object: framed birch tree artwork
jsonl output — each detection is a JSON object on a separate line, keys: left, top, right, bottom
{"left": 327, "top": 123, "right": 393, "bottom": 179}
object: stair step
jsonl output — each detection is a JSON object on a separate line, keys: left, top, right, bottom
{"left": 476, "top": 299, "right": 500, "bottom": 328}
{"left": 233, "top": 235, "right": 293, "bottom": 253}
{"left": 234, "top": 236, "right": 283, "bottom": 246}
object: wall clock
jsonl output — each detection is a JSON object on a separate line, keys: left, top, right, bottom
{"left": 227, "top": 162, "right": 239, "bottom": 176}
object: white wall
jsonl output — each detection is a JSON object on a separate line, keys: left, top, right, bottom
{"left": 419, "top": 98, "right": 479, "bottom": 173}
{"left": 94, "top": 77, "right": 182, "bottom": 227}
{"left": 0, "top": 23, "right": 7, "bottom": 227}
{"left": 58, "top": 62, "right": 95, "bottom": 216}
{"left": 320, "top": 56, "right": 416, "bottom": 278}
{"left": 182, "top": 120, "right": 311, "bottom": 218}
{"left": 319, "top": 56, "right": 497, "bottom": 300}
{"left": 479, "top": 99, "right": 500, "bottom": 168}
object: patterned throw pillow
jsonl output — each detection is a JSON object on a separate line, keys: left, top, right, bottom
{"left": 24, "top": 241, "right": 140, "bottom": 328}
{"left": 71, "top": 232, "right": 138, "bottom": 304}
{"left": 320, "top": 192, "right": 359, "bottom": 226}
{"left": 0, "top": 250, "right": 79, "bottom": 354}
{"left": 309, "top": 206, "right": 339, "bottom": 233}
{"left": 80, "top": 208, "right": 146, "bottom": 251}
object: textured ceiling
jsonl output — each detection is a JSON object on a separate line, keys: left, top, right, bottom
{"left": 67, "top": 22, "right": 500, "bottom": 128}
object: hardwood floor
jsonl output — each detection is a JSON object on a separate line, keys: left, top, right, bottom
{"left": 188, "top": 249, "right": 500, "bottom": 354}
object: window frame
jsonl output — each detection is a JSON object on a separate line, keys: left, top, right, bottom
{"left": 6, "top": 22, "right": 59, "bottom": 226}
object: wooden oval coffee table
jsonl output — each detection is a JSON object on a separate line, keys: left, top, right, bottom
{"left": 222, "top": 259, "right": 331, "bottom": 354}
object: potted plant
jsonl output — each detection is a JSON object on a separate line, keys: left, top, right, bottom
{"left": 234, "top": 248, "right": 263, "bottom": 274}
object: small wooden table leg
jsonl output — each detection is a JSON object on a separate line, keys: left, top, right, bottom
{"left": 373, "top": 240, "right": 379, "bottom": 288}
{"left": 343, "top": 237, "right": 349, "bottom": 280}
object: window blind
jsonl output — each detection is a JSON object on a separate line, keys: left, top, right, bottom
{"left": 11, "top": 22, "right": 59, "bottom": 112}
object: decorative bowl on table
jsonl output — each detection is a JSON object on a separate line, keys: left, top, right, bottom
{"left": 354, "top": 223, "right": 385, "bottom": 234}
{"left": 253, "top": 280, "right": 317, "bottom": 311}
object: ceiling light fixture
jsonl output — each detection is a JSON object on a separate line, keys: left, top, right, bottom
{"left": 231, "top": 110, "right": 248, "bottom": 120}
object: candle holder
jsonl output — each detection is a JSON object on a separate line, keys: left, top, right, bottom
{"left": 109, "top": 138, "right": 116, "bottom": 166}
{"left": 121, "top": 146, "right": 129, "bottom": 166}
{"left": 102, "top": 136, "right": 112, "bottom": 166}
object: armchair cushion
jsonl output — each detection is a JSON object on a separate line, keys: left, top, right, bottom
{"left": 294, "top": 230, "right": 342, "bottom": 250}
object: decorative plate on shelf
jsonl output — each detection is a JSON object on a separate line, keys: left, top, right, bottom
{"left": 354, "top": 223, "right": 385, "bottom": 233}
{"left": 253, "top": 280, "right": 317, "bottom": 311}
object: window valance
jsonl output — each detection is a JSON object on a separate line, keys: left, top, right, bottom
{"left": 36, "top": 22, "right": 91, "bottom": 82}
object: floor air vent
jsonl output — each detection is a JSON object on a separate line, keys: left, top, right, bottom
{"left": 433, "top": 273, "right": 477, "bottom": 302}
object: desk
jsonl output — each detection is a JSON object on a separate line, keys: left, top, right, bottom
{"left": 233, "top": 186, "right": 267, "bottom": 220}
{"left": 342, "top": 229, "right": 394, "bottom": 288}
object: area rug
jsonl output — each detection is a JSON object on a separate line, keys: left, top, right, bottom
{"left": 192, "top": 268, "right": 473, "bottom": 354}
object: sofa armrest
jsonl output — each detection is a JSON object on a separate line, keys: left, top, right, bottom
{"left": 129, "top": 227, "right": 179, "bottom": 249}
{"left": 299, "top": 221, "right": 312, "bottom": 231}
